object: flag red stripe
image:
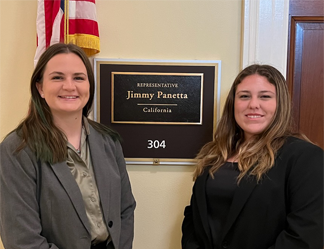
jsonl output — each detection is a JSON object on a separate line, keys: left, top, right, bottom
{"left": 44, "top": 0, "right": 53, "bottom": 48}
{"left": 69, "top": 19, "right": 99, "bottom": 36}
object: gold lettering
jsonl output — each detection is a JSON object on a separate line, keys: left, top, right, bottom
{"left": 126, "top": 91, "right": 155, "bottom": 100}
{"left": 156, "top": 91, "right": 188, "bottom": 99}
{"left": 143, "top": 107, "right": 172, "bottom": 113}
{"left": 157, "top": 91, "right": 163, "bottom": 98}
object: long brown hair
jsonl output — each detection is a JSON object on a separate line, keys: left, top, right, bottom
{"left": 15, "top": 43, "right": 119, "bottom": 163}
{"left": 194, "top": 64, "right": 302, "bottom": 182}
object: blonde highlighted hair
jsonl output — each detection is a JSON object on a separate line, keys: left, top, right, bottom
{"left": 194, "top": 64, "right": 304, "bottom": 182}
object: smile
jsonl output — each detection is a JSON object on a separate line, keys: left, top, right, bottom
{"left": 59, "top": 96, "right": 78, "bottom": 99}
{"left": 246, "top": 115, "right": 263, "bottom": 118}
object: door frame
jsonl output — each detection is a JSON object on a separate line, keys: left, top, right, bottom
{"left": 242, "top": 0, "right": 289, "bottom": 75}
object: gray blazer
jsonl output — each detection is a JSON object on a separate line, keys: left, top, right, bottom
{"left": 0, "top": 125, "right": 136, "bottom": 249}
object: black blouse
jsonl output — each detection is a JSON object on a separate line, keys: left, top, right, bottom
{"left": 206, "top": 162, "right": 239, "bottom": 248}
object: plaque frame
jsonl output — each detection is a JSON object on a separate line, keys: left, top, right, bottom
{"left": 94, "top": 59, "right": 221, "bottom": 166}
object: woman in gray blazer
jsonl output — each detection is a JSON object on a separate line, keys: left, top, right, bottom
{"left": 0, "top": 43, "right": 136, "bottom": 249}
{"left": 182, "top": 64, "right": 323, "bottom": 249}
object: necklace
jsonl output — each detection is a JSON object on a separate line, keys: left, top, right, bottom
{"left": 75, "top": 124, "right": 84, "bottom": 155}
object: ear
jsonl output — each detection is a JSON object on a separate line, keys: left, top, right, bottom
{"left": 36, "top": 82, "right": 44, "bottom": 98}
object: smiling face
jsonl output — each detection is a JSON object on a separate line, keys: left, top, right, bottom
{"left": 234, "top": 74, "right": 277, "bottom": 141}
{"left": 36, "top": 53, "right": 90, "bottom": 120}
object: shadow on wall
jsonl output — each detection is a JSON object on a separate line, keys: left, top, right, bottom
{"left": 127, "top": 164, "right": 195, "bottom": 249}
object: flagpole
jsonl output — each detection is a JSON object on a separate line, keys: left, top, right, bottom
{"left": 64, "top": 0, "right": 69, "bottom": 43}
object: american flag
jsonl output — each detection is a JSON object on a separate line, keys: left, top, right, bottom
{"left": 34, "top": 0, "right": 100, "bottom": 65}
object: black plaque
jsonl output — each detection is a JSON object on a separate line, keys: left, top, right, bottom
{"left": 112, "top": 72, "right": 203, "bottom": 124}
{"left": 94, "top": 60, "right": 221, "bottom": 165}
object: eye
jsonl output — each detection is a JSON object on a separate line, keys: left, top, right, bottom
{"left": 74, "top": 76, "right": 85, "bottom": 81}
{"left": 52, "top": 75, "right": 63, "bottom": 80}
{"left": 238, "top": 94, "right": 250, "bottom": 99}
{"left": 260, "top": 95, "right": 272, "bottom": 99}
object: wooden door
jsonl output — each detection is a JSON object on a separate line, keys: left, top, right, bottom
{"left": 287, "top": 0, "right": 324, "bottom": 149}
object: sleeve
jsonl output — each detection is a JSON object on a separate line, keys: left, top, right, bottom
{"left": 181, "top": 185, "right": 201, "bottom": 249}
{"left": 115, "top": 141, "right": 136, "bottom": 249}
{"left": 269, "top": 142, "right": 323, "bottom": 249}
{"left": 0, "top": 139, "right": 59, "bottom": 249}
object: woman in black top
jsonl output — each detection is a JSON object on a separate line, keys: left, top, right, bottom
{"left": 181, "top": 64, "right": 323, "bottom": 249}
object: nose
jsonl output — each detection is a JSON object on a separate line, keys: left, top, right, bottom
{"left": 62, "top": 78, "right": 76, "bottom": 90}
{"left": 248, "top": 96, "right": 260, "bottom": 109}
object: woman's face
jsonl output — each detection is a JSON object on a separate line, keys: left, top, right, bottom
{"left": 36, "top": 53, "right": 90, "bottom": 119}
{"left": 234, "top": 74, "right": 277, "bottom": 141}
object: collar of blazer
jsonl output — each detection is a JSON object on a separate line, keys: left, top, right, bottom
{"left": 49, "top": 125, "right": 112, "bottom": 235}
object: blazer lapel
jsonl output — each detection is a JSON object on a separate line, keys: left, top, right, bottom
{"left": 195, "top": 169, "right": 213, "bottom": 247}
{"left": 221, "top": 174, "right": 257, "bottom": 240}
{"left": 50, "top": 161, "right": 91, "bottom": 234}
{"left": 87, "top": 127, "right": 111, "bottom": 224}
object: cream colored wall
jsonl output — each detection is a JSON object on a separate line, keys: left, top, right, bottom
{"left": 0, "top": 1, "right": 242, "bottom": 249}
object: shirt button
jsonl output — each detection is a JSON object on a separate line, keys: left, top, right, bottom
{"left": 82, "top": 172, "right": 88, "bottom": 177}
{"left": 90, "top": 197, "right": 96, "bottom": 202}
{"left": 97, "top": 222, "right": 101, "bottom": 228}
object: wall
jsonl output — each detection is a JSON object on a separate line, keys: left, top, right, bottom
{"left": 0, "top": 1, "right": 242, "bottom": 249}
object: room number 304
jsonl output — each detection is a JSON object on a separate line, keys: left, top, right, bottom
{"left": 147, "top": 140, "right": 166, "bottom": 149}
